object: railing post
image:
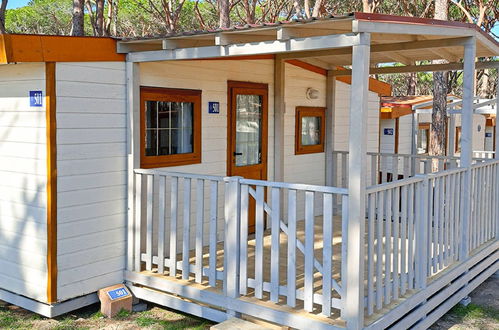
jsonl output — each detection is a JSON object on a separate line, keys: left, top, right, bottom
{"left": 415, "top": 175, "right": 429, "bottom": 289}
{"left": 223, "top": 176, "right": 242, "bottom": 317}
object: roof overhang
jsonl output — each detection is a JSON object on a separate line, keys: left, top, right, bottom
{"left": 119, "top": 12, "right": 499, "bottom": 71}
{"left": 0, "top": 34, "right": 125, "bottom": 64}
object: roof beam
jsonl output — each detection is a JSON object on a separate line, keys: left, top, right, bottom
{"left": 215, "top": 32, "right": 273, "bottom": 45}
{"left": 329, "top": 60, "right": 499, "bottom": 75}
{"left": 163, "top": 38, "right": 215, "bottom": 49}
{"left": 353, "top": 19, "right": 475, "bottom": 37}
{"left": 128, "top": 33, "right": 364, "bottom": 63}
{"left": 280, "top": 36, "right": 471, "bottom": 60}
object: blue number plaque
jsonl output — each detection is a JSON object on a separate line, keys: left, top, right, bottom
{"left": 29, "top": 91, "right": 43, "bottom": 107}
{"left": 384, "top": 128, "right": 394, "bottom": 136}
{"left": 107, "top": 287, "right": 130, "bottom": 300}
{"left": 208, "top": 102, "right": 220, "bottom": 114}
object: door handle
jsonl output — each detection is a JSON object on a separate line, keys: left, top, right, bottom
{"left": 233, "top": 152, "right": 243, "bottom": 156}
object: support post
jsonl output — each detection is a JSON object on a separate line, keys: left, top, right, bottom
{"left": 223, "top": 176, "right": 241, "bottom": 317}
{"left": 326, "top": 73, "right": 336, "bottom": 187}
{"left": 495, "top": 81, "right": 499, "bottom": 160}
{"left": 459, "top": 37, "right": 476, "bottom": 260}
{"left": 274, "top": 55, "right": 285, "bottom": 183}
{"left": 344, "top": 33, "right": 370, "bottom": 329}
{"left": 126, "top": 61, "right": 140, "bottom": 272}
{"left": 411, "top": 111, "right": 418, "bottom": 176}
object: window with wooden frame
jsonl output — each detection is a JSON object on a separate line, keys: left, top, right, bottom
{"left": 295, "top": 106, "right": 326, "bottom": 155}
{"left": 417, "top": 123, "right": 430, "bottom": 154}
{"left": 140, "top": 87, "right": 202, "bottom": 168}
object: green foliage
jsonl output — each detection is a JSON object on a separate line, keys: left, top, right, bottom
{"left": 450, "top": 303, "right": 499, "bottom": 322}
{"left": 5, "top": 0, "right": 72, "bottom": 34}
{"left": 0, "top": 309, "right": 18, "bottom": 328}
{"left": 114, "top": 308, "right": 131, "bottom": 319}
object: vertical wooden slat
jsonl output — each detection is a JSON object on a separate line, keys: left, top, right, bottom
{"left": 304, "top": 191, "right": 315, "bottom": 312}
{"left": 371, "top": 154, "right": 377, "bottom": 185}
{"left": 146, "top": 175, "right": 154, "bottom": 271}
{"left": 375, "top": 190, "right": 384, "bottom": 310}
{"left": 270, "top": 187, "right": 281, "bottom": 303}
{"left": 432, "top": 178, "right": 439, "bottom": 273}
{"left": 322, "top": 193, "right": 333, "bottom": 316}
{"left": 400, "top": 185, "right": 408, "bottom": 295}
{"left": 157, "top": 175, "right": 166, "bottom": 274}
{"left": 239, "top": 184, "right": 249, "bottom": 294}
{"left": 195, "top": 179, "right": 204, "bottom": 283}
{"left": 444, "top": 174, "right": 451, "bottom": 266}
{"left": 254, "top": 186, "right": 265, "bottom": 299}
{"left": 169, "top": 176, "right": 178, "bottom": 277}
{"left": 403, "top": 156, "right": 410, "bottom": 179}
{"left": 341, "top": 153, "right": 347, "bottom": 188}
{"left": 438, "top": 176, "right": 444, "bottom": 269}
{"left": 384, "top": 189, "right": 392, "bottom": 304}
{"left": 392, "top": 187, "right": 400, "bottom": 300}
{"left": 134, "top": 173, "right": 142, "bottom": 272}
{"left": 427, "top": 178, "right": 434, "bottom": 277}
{"left": 367, "top": 193, "right": 376, "bottom": 315}
{"left": 407, "top": 183, "right": 414, "bottom": 289}
{"left": 182, "top": 178, "right": 192, "bottom": 280}
{"left": 449, "top": 173, "right": 456, "bottom": 262}
{"left": 393, "top": 155, "right": 399, "bottom": 181}
{"left": 209, "top": 181, "right": 218, "bottom": 287}
{"left": 287, "top": 189, "right": 297, "bottom": 307}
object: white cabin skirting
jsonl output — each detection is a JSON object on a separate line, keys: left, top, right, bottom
{"left": 0, "top": 288, "right": 98, "bottom": 318}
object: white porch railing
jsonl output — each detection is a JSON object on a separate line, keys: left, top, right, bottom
{"left": 130, "top": 159, "right": 498, "bottom": 328}
{"left": 473, "top": 150, "right": 495, "bottom": 159}
{"left": 132, "top": 168, "right": 348, "bottom": 319}
{"left": 363, "top": 161, "right": 498, "bottom": 318}
{"left": 332, "top": 151, "right": 489, "bottom": 188}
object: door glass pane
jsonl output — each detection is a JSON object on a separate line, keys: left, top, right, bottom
{"left": 235, "top": 94, "right": 262, "bottom": 166}
{"left": 301, "top": 116, "right": 321, "bottom": 146}
{"left": 145, "top": 100, "right": 194, "bottom": 156}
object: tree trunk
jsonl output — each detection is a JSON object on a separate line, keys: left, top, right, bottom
{"left": 407, "top": 72, "right": 417, "bottom": 95}
{"left": 72, "top": 0, "right": 85, "bottom": 36}
{"left": 96, "top": 0, "right": 105, "bottom": 36}
{"left": 430, "top": 0, "right": 448, "bottom": 167}
{"left": 219, "top": 0, "right": 230, "bottom": 28}
{"left": 0, "top": 0, "right": 8, "bottom": 34}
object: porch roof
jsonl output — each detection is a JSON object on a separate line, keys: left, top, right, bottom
{"left": 119, "top": 12, "right": 499, "bottom": 71}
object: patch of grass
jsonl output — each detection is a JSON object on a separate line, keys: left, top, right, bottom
{"left": 135, "top": 311, "right": 209, "bottom": 330}
{"left": 0, "top": 310, "right": 18, "bottom": 328}
{"left": 114, "top": 308, "right": 131, "bottom": 320}
{"left": 89, "top": 310, "right": 104, "bottom": 320}
{"left": 449, "top": 303, "right": 499, "bottom": 322}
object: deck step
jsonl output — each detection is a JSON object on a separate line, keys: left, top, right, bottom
{"left": 211, "top": 317, "right": 277, "bottom": 330}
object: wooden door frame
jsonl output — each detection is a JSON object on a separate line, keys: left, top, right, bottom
{"left": 226, "top": 80, "right": 269, "bottom": 179}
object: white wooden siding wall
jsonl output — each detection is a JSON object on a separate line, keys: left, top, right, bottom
{"left": 379, "top": 119, "right": 396, "bottom": 154}
{"left": 398, "top": 115, "right": 413, "bottom": 154}
{"left": 283, "top": 64, "right": 326, "bottom": 217}
{"left": 485, "top": 126, "right": 494, "bottom": 151}
{"left": 139, "top": 60, "right": 274, "bottom": 248}
{"left": 56, "top": 62, "right": 127, "bottom": 301}
{"left": 0, "top": 63, "right": 48, "bottom": 302}
{"left": 333, "top": 81, "right": 380, "bottom": 186}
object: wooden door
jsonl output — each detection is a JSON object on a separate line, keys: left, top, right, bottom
{"left": 227, "top": 81, "right": 268, "bottom": 233}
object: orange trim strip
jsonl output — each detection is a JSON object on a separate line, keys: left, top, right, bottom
{"left": 46, "top": 62, "right": 57, "bottom": 303}
{"left": 1, "top": 34, "right": 124, "bottom": 63}
{"left": 286, "top": 59, "right": 327, "bottom": 76}
{"left": 285, "top": 59, "right": 392, "bottom": 96}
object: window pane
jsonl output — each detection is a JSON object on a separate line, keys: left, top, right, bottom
{"left": 145, "top": 100, "right": 194, "bottom": 156}
{"left": 235, "top": 94, "right": 262, "bottom": 167}
{"left": 417, "top": 129, "right": 428, "bottom": 154}
{"left": 145, "top": 129, "right": 157, "bottom": 156}
{"left": 301, "top": 116, "right": 321, "bottom": 146}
